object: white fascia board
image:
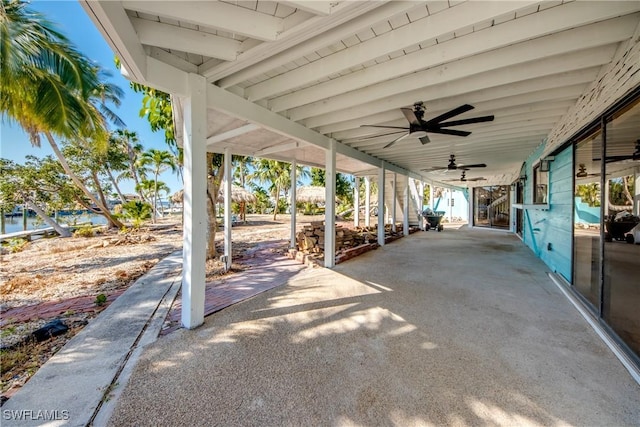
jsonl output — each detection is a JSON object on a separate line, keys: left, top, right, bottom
{"left": 280, "top": 1, "right": 332, "bottom": 16}
{"left": 205, "top": 85, "right": 417, "bottom": 179}
{"left": 245, "top": 1, "right": 539, "bottom": 101}
{"left": 80, "top": 1, "right": 147, "bottom": 82}
{"left": 288, "top": 29, "right": 625, "bottom": 120}
{"left": 208, "top": 2, "right": 411, "bottom": 84}
{"left": 271, "top": 11, "right": 639, "bottom": 113}
{"left": 305, "top": 67, "right": 599, "bottom": 129}
{"left": 123, "top": 1, "right": 282, "bottom": 41}
{"left": 131, "top": 18, "right": 241, "bottom": 61}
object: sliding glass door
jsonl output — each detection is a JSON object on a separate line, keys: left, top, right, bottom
{"left": 473, "top": 186, "right": 510, "bottom": 229}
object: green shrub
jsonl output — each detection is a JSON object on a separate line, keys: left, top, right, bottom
{"left": 121, "top": 201, "right": 152, "bottom": 229}
{"left": 3, "top": 238, "right": 29, "bottom": 253}
{"left": 94, "top": 294, "right": 107, "bottom": 306}
{"left": 73, "top": 224, "right": 95, "bottom": 238}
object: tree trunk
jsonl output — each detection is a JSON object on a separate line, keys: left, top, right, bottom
{"left": 44, "top": 132, "right": 124, "bottom": 229}
{"left": 23, "top": 197, "right": 72, "bottom": 238}
{"left": 623, "top": 176, "right": 634, "bottom": 206}
{"left": 127, "top": 146, "right": 149, "bottom": 204}
{"left": 106, "top": 166, "right": 127, "bottom": 204}
{"left": 205, "top": 153, "right": 224, "bottom": 260}
{"left": 273, "top": 185, "right": 280, "bottom": 221}
{"left": 0, "top": 209, "right": 5, "bottom": 235}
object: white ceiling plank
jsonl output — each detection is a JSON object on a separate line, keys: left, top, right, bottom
{"left": 279, "top": 1, "right": 333, "bottom": 16}
{"left": 206, "top": 84, "right": 420, "bottom": 179}
{"left": 287, "top": 40, "right": 619, "bottom": 121}
{"left": 80, "top": 1, "right": 147, "bottom": 81}
{"left": 245, "top": 1, "right": 540, "bottom": 100}
{"left": 254, "top": 141, "right": 305, "bottom": 156}
{"left": 270, "top": 12, "right": 639, "bottom": 113}
{"left": 304, "top": 64, "right": 602, "bottom": 130}
{"left": 209, "top": 2, "right": 416, "bottom": 85}
{"left": 315, "top": 83, "right": 588, "bottom": 135}
{"left": 148, "top": 47, "right": 199, "bottom": 74}
{"left": 131, "top": 18, "right": 241, "bottom": 61}
{"left": 122, "top": 1, "right": 283, "bottom": 41}
{"left": 206, "top": 124, "right": 260, "bottom": 147}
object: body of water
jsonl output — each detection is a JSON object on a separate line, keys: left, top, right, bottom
{"left": 2, "top": 213, "right": 108, "bottom": 235}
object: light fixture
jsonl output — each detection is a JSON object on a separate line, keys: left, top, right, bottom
{"left": 540, "top": 156, "right": 555, "bottom": 172}
{"left": 412, "top": 130, "right": 428, "bottom": 138}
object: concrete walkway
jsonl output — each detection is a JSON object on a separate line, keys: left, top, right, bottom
{"left": 108, "top": 227, "right": 640, "bottom": 426}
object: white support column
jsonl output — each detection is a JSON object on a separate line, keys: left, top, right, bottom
{"left": 325, "top": 140, "right": 336, "bottom": 267}
{"left": 634, "top": 168, "right": 640, "bottom": 216}
{"left": 364, "top": 177, "right": 371, "bottom": 227}
{"left": 403, "top": 177, "right": 409, "bottom": 236}
{"left": 181, "top": 73, "right": 207, "bottom": 330}
{"left": 290, "top": 159, "right": 297, "bottom": 249}
{"left": 429, "top": 184, "right": 434, "bottom": 210}
{"left": 391, "top": 173, "right": 397, "bottom": 232}
{"left": 419, "top": 181, "right": 425, "bottom": 230}
{"left": 223, "top": 147, "right": 232, "bottom": 272}
{"left": 378, "top": 165, "right": 386, "bottom": 246}
{"left": 448, "top": 188, "right": 453, "bottom": 223}
{"left": 354, "top": 176, "right": 360, "bottom": 227}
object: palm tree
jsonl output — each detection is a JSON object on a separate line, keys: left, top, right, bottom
{"left": 139, "top": 148, "right": 177, "bottom": 221}
{"left": 110, "top": 130, "right": 150, "bottom": 204}
{"left": 1, "top": 0, "right": 125, "bottom": 228}
{"left": 250, "top": 159, "right": 309, "bottom": 220}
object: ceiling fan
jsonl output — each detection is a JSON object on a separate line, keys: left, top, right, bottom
{"left": 359, "top": 102, "right": 495, "bottom": 149}
{"left": 444, "top": 170, "right": 485, "bottom": 182}
{"left": 576, "top": 163, "right": 600, "bottom": 178}
{"left": 421, "top": 154, "right": 487, "bottom": 172}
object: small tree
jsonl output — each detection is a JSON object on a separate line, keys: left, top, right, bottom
{"left": 121, "top": 200, "right": 152, "bottom": 229}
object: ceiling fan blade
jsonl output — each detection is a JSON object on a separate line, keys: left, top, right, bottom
{"left": 419, "top": 135, "right": 430, "bottom": 145}
{"left": 426, "top": 104, "right": 474, "bottom": 125}
{"left": 466, "top": 177, "right": 486, "bottom": 181}
{"left": 353, "top": 130, "right": 407, "bottom": 141}
{"left": 459, "top": 163, "right": 487, "bottom": 168}
{"left": 428, "top": 128, "right": 472, "bottom": 137}
{"left": 383, "top": 132, "right": 409, "bottom": 149}
{"left": 437, "top": 115, "right": 495, "bottom": 127}
{"left": 420, "top": 166, "right": 449, "bottom": 171}
{"left": 360, "top": 125, "right": 410, "bottom": 130}
{"left": 401, "top": 108, "right": 420, "bottom": 126}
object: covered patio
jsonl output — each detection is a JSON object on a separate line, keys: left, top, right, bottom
{"left": 79, "top": 0, "right": 640, "bottom": 331}
{"left": 107, "top": 227, "right": 640, "bottom": 425}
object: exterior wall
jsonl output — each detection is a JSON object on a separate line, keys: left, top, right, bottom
{"left": 522, "top": 145, "right": 573, "bottom": 282}
{"left": 432, "top": 189, "right": 469, "bottom": 221}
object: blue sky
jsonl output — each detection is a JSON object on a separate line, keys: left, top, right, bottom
{"left": 0, "top": 0, "right": 182, "bottom": 195}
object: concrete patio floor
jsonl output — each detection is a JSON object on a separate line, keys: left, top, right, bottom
{"left": 108, "top": 227, "right": 640, "bottom": 426}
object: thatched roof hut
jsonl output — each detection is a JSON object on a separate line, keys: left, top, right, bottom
{"left": 171, "top": 186, "right": 256, "bottom": 204}
{"left": 293, "top": 186, "right": 335, "bottom": 204}
{"left": 217, "top": 185, "right": 256, "bottom": 203}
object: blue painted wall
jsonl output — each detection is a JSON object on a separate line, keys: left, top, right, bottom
{"left": 522, "top": 145, "right": 573, "bottom": 282}
{"left": 431, "top": 189, "right": 469, "bottom": 220}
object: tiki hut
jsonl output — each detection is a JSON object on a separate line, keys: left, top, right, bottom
{"left": 293, "top": 186, "right": 328, "bottom": 204}
{"left": 218, "top": 185, "right": 256, "bottom": 221}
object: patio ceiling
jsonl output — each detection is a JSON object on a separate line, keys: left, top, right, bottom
{"left": 81, "top": 1, "right": 640, "bottom": 186}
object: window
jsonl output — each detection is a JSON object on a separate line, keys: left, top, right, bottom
{"left": 533, "top": 164, "right": 548, "bottom": 204}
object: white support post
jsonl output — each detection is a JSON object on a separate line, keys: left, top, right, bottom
{"left": 181, "top": 73, "right": 207, "bottom": 330}
{"left": 403, "top": 177, "right": 409, "bottom": 236}
{"left": 364, "top": 177, "right": 371, "bottom": 227}
{"left": 378, "top": 165, "right": 386, "bottom": 246}
{"left": 419, "top": 181, "right": 425, "bottom": 231}
{"left": 354, "top": 176, "right": 360, "bottom": 227}
{"left": 290, "top": 159, "right": 297, "bottom": 249}
{"left": 223, "top": 147, "right": 232, "bottom": 272}
{"left": 429, "top": 184, "right": 434, "bottom": 210}
{"left": 448, "top": 188, "right": 453, "bottom": 223}
{"left": 391, "top": 173, "right": 397, "bottom": 232}
{"left": 325, "top": 140, "right": 336, "bottom": 267}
